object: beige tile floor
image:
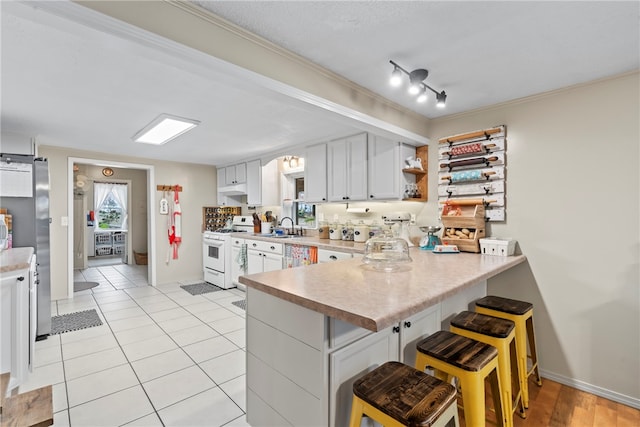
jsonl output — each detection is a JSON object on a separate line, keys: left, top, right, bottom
{"left": 24, "top": 263, "right": 249, "bottom": 426}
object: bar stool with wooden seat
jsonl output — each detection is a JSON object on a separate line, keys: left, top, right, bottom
{"left": 349, "top": 361, "right": 459, "bottom": 427}
{"left": 450, "top": 311, "right": 526, "bottom": 425}
{"left": 475, "top": 296, "right": 542, "bottom": 409}
{"left": 415, "top": 330, "right": 508, "bottom": 427}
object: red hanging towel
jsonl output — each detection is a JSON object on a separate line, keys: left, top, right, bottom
{"left": 172, "top": 187, "right": 182, "bottom": 259}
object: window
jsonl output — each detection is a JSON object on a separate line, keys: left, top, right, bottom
{"left": 94, "top": 182, "right": 128, "bottom": 230}
{"left": 295, "top": 202, "right": 316, "bottom": 227}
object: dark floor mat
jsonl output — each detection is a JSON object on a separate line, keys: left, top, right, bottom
{"left": 180, "top": 282, "right": 224, "bottom": 296}
{"left": 231, "top": 299, "right": 246, "bottom": 311}
{"left": 51, "top": 309, "right": 103, "bottom": 335}
{"left": 74, "top": 281, "right": 100, "bottom": 292}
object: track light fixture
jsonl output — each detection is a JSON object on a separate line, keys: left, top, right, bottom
{"left": 389, "top": 60, "right": 447, "bottom": 108}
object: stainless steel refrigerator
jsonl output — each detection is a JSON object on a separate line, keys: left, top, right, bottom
{"left": 0, "top": 153, "right": 51, "bottom": 339}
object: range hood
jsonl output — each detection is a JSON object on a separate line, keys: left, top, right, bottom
{"left": 218, "top": 183, "right": 247, "bottom": 195}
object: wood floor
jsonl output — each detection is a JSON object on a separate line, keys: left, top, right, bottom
{"left": 458, "top": 377, "right": 640, "bottom": 427}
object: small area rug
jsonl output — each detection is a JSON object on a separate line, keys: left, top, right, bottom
{"left": 180, "top": 282, "right": 224, "bottom": 296}
{"left": 73, "top": 281, "right": 100, "bottom": 292}
{"left": 231, "top": 299, "right": 246, "bottom": 311}
{"left": 51, "top": 309, "right": 103, "bottom": 335}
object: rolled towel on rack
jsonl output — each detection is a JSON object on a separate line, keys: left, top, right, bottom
{"left": 346, "top": 207, "right": 370, "bottom": 214}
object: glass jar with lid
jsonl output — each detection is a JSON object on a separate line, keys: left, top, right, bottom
{"left": 341, "top": 220, "right": 354, "bottom": 241}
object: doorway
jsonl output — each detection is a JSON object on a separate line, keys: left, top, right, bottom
{"left": 67, "top": 157, "right": 157, "bottom": 298}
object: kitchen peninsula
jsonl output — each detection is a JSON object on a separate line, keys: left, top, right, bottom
{"left": 239, "top": 248, "right": 526, "bottom": 426}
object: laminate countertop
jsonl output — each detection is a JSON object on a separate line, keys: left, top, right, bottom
{"left": 0, "top": 247, "right": 34, "bottom": 275}
{"left": 239, "top": 249, "right": 526, "bottom": 332}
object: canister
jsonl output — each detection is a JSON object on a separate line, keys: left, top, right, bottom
{"left": 341, "top": 220, "right": 354, "bottom": 241}
{"left": 329, "top": 222, "right": 341, "bottom": 240}
{"left": 318, "top": 221, "right": 329, "bottom": 239}
{"left": 354, "top": 223, "right": 370, "bottom": 242}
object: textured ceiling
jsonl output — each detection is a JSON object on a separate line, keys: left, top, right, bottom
{"left": 193, "top": 1, "right": 640, "bottom": 118}
{"left": 1, "top": 1, "right": 638, "bottom": 166}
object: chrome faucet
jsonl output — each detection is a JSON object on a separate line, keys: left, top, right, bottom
{"left": 280, "top": 216, "right": 295, "bottom": 235}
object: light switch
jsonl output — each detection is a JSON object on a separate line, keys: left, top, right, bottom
{"left": 61, "top": 216, "right": 68, "bottom": 226}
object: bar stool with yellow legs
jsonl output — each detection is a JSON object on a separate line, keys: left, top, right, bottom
{"left": 415, "top": 330, "right": 508, "bottom": 427}
{"left": 475, "top": 295, "right": 542, "bottom": 409}
{"left": 450, "top": 311, "right": 526, "bottom": 425}
{"left": 349, "top": 361, "right": 459, "bottom": 427}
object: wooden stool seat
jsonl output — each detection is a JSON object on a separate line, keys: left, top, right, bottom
{"left": 476, "top": 295, "right": 532, "bottom": 316}
{"left": 350, "top": 361, "right": 459, "bottom": 427}
{"left": 416, "top": 330, "right": 507, "bottom": 427}
{"left": 450, "top": 311, "right": 526, "bottom": 425}
{"left": 475, "top": 296, "right": 542, "bottom": 409}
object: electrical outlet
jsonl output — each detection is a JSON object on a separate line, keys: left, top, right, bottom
{"left": 61, "top": 216, "right": 68, "bottom": 226}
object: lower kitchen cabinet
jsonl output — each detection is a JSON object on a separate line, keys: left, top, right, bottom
{"left": 246, "top": 287, "right": 458, "bottom": 427}
{"left": 245, "top": 239, "right": 283, "bottom": 274}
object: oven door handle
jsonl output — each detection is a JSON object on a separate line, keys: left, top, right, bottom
{"left": 203, "top": 239, "right": 225, "bottom": 247}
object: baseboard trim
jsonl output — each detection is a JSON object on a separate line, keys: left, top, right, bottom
{"left": 540, "top": 369, "right": 640, "bottom": 409}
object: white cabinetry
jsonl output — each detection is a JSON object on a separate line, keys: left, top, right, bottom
{"left": 246, "top": 287, "right": 457, "bottom": 427}
{"left": 246, "top": 239, "right": 283, "bottom": 274}
{"left": 327, "top": 133, "right": 368, "bottom": 202}
{"left": 224, "top": 162, "right": 246, "bottom": 185}
{"left": 0, "top": 250, "right": 36, "bottom": 393}
{"left": 247, "top": 159, "right": 279, "bottom": 207}
{"left": 304, "top": 143, "right": 328, "bottom": 203}
{"left": 367, "top": 136, "right": 416, "bottom": 200}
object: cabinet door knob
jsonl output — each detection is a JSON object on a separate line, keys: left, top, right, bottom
{"left": 270, "top": 246, "right": 275, "bottom": 250}
{"left": 392, "top": 326, "right": 400, "bottom": 333}
{"left": 322, "top": 198, "right": 326, "bottom": 201}
{"left": 252, "top": 243, "right": 257, "bottom": 247}
{"left": 404, "top": 321, "right": 412, "bottom": 328}
{"left": 370, "top": 195, "right": 374, "bottom": 198}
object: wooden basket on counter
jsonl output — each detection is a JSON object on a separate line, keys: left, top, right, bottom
{"left": 440, "top": 200, "right": 486, "bottom": 253}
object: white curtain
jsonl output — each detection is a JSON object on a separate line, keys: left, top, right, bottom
{"left": 94, "top": 182, "right": 128, "bottom": 230}
{"left": 110, "top": 183, "right": 128, "bottom": 231}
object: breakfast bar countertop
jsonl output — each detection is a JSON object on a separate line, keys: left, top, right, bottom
{"left": 239, "top": 249, "right": 527, "bottom": 332}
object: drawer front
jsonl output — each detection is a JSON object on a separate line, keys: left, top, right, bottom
{"left": 329, "top": 318, "right": 371, "bottom": 350}
{"left": 246, "top": 240, "right": 283, "bottom": 255}
{"left": 204, "top": 268, "right": 225, "bottom": 287}
{"left": 318, "top": 249, "right": 353, "bottom": 263}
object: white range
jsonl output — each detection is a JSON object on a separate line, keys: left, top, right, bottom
{"left": 202, "top": 215, "right": 254, "bottom": 289}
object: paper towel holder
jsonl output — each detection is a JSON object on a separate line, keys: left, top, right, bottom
{"left": 345, "top": 203, "right": 370, "bottom": 214}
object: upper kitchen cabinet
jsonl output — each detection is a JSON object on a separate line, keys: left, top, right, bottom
{"left": 224, "top": 162, "right": 246, "bottom": 185}
{"left": 247, "top": 159, "right": 279, "bottom": 206}
{"left": 304, "top": 143, "right": 328, "bottom": 203}
{"left": 368, "top": 137, "right": 417, "bottom": 201}
{"left": 327, "top": 133, "right": 368, "bottom": 202}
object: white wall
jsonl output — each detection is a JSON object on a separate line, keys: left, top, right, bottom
{"left": 424, "top": 72, "right": 639, "bottom": 406}
{"left": 39, "top": 145, "right": 218, "bottom": 300}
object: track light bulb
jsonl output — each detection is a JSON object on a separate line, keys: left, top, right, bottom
{"left": 436, "top": 91, "right": 447, "bottom": 108}
{"left": 390, "top": 67, "right": 402, "bottom": 87}
{"left": 416, "top": 88, "right": 427, "bottom": 103}
{"left": 408, "top": 83, "right": 421, "bottom": 95}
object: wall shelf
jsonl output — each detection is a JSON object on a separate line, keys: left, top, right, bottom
{"left": 402, "top": 145, "right": 428, "bottom": 202}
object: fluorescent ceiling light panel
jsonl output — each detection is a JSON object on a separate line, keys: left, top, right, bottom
{"left": 133, "top": 113, "right": 200, "bottom": 145}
